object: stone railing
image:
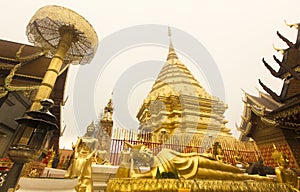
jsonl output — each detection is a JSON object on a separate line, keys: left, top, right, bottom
{"left": 92, "top": 164, "right": 118, "bottom": 192}
{"left": 17, "top": 177, "right": 77, "bottom": 192}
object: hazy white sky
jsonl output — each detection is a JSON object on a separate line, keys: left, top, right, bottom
{"left": 1, "top": 0, "right": 300, "bottom": 149}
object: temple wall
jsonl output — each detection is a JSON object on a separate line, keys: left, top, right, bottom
{"left": 283, "top": 129, "right": 300, "bottom": 168}
{"left": 251, "top": 120, "right": 285, "bottom": 146}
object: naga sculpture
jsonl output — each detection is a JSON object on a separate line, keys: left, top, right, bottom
{"left": 0, "top": 64, "right": 40, "bottom": 98}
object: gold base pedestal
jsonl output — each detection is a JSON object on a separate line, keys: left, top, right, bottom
{"left": 107, "top": 178, "right": 295, "bottom": 192}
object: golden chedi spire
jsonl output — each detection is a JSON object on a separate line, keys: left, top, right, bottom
{"left": 167, "top": 26, "right": 178, "bottom": 61}
{"left": 149, "top": 27, "right": 211, "bottom": 99}
{"left": 136, "top": 27, "right": 230, "bottom": 143}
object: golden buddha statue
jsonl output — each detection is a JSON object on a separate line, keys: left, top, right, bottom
{"left": 123, "top": 142, "right": 272, "bottom": 181}
{"left": 116, "top": 142, "right": 133, "bottom": 178}
{"left": 212, "top": 142, "right": 225, "bottom": 163}
{"left": 233, "top": 150, "right": 248, "bottom": 168}
{"left": 94, "top": 139, "right": 111, "bottom": 165}
{"left": 65, "top": 122, "right": 98, "bottom": 192}
{"left": 272, "top": 144, "right": 299, "bottom": 190}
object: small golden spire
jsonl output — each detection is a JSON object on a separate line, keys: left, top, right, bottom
{"left": 167, "top": 26, "right": 178, "bottom": 61}
{"left": 168, "top": 25, "right": 172, "bottom": 37}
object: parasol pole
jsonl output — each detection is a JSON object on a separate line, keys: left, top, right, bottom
{"left": 30, "top": 28, "right": 75, "bottom": 110}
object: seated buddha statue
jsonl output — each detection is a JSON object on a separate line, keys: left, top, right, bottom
{"left": 233, "top": 150, "right": 248, "bottom": 168}
{"left": 65, "top": 122, "right": 98, "bottom": 192}
{"left": 116, "top": 143, "right": 133, "bottom": 178}
{"left": 94, "top": 140, "right": 111, "bottom": 165}
{"left": 212, "top": 142, "right": 225, "bottom": 162}
{"left": 124, "top": 142, "right": 272, "bottom": 181}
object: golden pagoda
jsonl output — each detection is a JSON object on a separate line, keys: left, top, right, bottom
{"left": 136, "top": 28, "right": 232, "bottom": 144}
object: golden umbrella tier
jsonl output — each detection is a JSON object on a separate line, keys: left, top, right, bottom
{"left": 26, "top": 5, "right": 98, "bottom": 65}
{"left": 25, "top": 5, "right": 99, "bottom": 110}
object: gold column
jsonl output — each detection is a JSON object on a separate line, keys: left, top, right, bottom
{"left": 30, "top": 30, "right": 74, "bottom": 111}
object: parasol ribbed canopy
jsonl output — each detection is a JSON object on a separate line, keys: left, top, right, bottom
{"left": 26, "top": 5, "right": 98, "bottom": 64}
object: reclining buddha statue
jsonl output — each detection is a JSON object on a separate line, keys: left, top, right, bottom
{"left": 119, "top": 142, "right": 272, "bottom": 181}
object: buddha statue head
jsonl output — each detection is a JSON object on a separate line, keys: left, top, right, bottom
{"left": 85, "top": 121, "right": 96, "bottom": 137}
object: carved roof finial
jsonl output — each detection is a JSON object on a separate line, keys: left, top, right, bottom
{"left": 258, "top": 79, "right": 282, "bottom": 102}
{"left": 284, "top": 20, "right": 299, "bottom": 29}
{"left": 284, "top": 20, "right": 300, "bottom": 46}
{"left": 276, "top": 31, "right": 295, "bottom": 48}
{"left": 272, "top": 44, "right": 285, "bottom": 54}
{"left": 262, "top": 58, "right": 280, "bottom": 78}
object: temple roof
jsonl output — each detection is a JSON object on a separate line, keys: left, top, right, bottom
{"left": 262, "top": 22, "right": 300, "bottom": 80}
{"left": 270, "top": 95, "right": 300, "bottom": 117}
{"left": 237, "top": 88, "right": 300, "bottom": 140}
{"left": 259, "top": 22, "right": 300, "bottom": 103}
{"left": 237, "top": 90, "right": 279, "bottom": 139}
{"left": 244, "top": 91, "right": 282, "bottom": 112}
{"left": 0, "top": 39, "right": 69, "bottom": 80}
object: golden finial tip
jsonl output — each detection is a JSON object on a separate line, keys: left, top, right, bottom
{"left": 168, "top": 26, "right": 172, "bottom": 37}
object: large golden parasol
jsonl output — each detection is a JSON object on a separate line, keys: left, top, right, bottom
{"left": 26, "top": 5, "right": 98, "bottom": 110}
